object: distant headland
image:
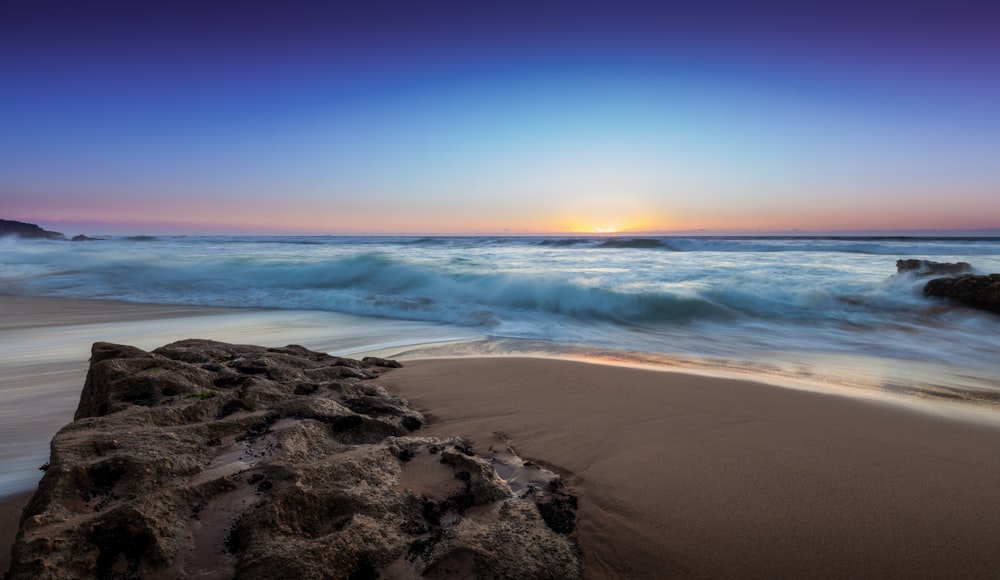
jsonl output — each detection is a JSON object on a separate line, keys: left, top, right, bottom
{"left": 0, "top": 219, "right": 65, "bottom": 240}
{"left": 0, "top": 219, "right": 97, "bottom": 241}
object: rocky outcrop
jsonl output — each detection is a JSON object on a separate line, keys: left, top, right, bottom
{"left": 0, "top": 219, "right": 65, "bottom": 240}
{"left": 924, "top": 274, "right": 1000, "bottom": 314}
{"left": 7, "top": 340, "right": 580, "bottom": 579}
{"left": 896, "top": 259, "right": 973, "bottom": 276}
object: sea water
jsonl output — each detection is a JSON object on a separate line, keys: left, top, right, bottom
{"left": 2, "top": 234, "right": 1000, "bottom": 495}
{"left": 3, "top": 234, "right": 1000, "bottom": 395}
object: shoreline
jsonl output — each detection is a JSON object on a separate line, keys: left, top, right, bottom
{"left": 5, "top": 294, "right": 999, "bottom": 418}
{"left": 389, "top": 338, "right": 1000, "bottom": 419}
{"left": 0, "top": 294, "right": 476, "bottom": 498}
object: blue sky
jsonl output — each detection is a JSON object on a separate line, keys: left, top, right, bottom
{"left": 2, "top": 0, "right": 998, "bottom": 234}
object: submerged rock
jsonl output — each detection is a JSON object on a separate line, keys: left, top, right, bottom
{"left": 924, "top": 274, "right": 1000, "bottom": 314}
{"left": 7, "top": 339, "right": 580, "bottom": 579}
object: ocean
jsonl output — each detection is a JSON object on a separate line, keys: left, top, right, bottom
{"left": 3, "top": 234, "right": 999, "bottom": 397}
{"left": 3, "top": 234, "right": 1000, "bottom": 495}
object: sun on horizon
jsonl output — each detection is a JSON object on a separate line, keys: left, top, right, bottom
{"left": 567, "top": 225, "right": 622, "bottom": 234}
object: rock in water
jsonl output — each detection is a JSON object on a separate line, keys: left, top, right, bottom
{"left": 896, "top": 259, "right": 973, "bottom": 276}
{"left": 923, "top": 274, "right": 1000, "bottom": 314}
{"left": 0, "top": 219, "right": 65, "bottom": 240}
{"left": 8, "top": 340, "right": 581, "bottom": 579}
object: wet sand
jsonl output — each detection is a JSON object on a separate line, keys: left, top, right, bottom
{"left": 0, "top": 492, "right": 31, "bottom": 576}
{"left": 382, "top": 358, "right": 1000, "bottom": 579}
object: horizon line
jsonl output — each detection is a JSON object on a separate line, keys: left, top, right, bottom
{"left": 10, "top": 216, "right": 1000, "bottom": 238}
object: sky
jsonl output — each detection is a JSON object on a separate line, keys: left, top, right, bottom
{"left": 1, "top": 0, "right": 998, "bottom": 235}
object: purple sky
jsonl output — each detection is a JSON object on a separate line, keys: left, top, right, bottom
{"left": 2, "top": 0, "right": 998, "bottom": 235}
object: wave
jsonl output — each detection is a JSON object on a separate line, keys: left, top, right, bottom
{"left": 254, "top": 253, "right": 739, "bottom": 325}
{"left": 4, "top": 235, "right": 1000, "bottom": 399}
{"left": 525, "top": 235, "right": 1000, "bottom": 256}
{"left": 1, "top": 248, "right": 740, "bottom": 327}
{"left": 537, "top": 238, "right": 591, "bottom": 247}
{"left": 3, "top": 235, "right": 999, "bottom": 337}
{"left": 596, "top": 238, "right": 675, "bottom": 250}
{"left": 404, "top": 237, "right": 452, "bottom": 246}
{"left": 657, "top": 237, "right": 1000, "bottom": 255}
{"left": 0, "top": 253, "right": 938, "bottom": 334}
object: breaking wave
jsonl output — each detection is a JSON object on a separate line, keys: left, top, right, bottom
{"left": 2, "top": 234, "right": 999, "bottom": 374}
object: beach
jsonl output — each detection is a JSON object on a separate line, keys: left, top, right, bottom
{"left": 383, "top": 358, "right": 1000, "bottom": 578}
{"left": 4, "top": 295, "right": 1000, "bottom": 577}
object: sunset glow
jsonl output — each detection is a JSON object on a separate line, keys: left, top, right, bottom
{"left": 566, "top": 224, "right": 624, "bottom": 235}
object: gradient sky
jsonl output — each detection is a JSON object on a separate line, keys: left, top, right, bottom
{"left": 1, "top": 0, "right": 998, "bottom": 235}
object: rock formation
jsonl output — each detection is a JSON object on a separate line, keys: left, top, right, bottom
{"left": 0, "top": 219, "right": 65, "bottom": 240}
{"left": 924, "top": 274, "right": 1000, "bottom": 314}
{"left": 7, "top": 340, "right": 580, "bottom": 579}
{"left": 896, "top": 259, "right": 973, "bottom": 276}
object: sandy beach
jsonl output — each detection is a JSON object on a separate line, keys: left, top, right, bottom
{"left": 382, "top": 358, "right": 1000, "bottom": 578}
{"left": 3, "top": 295, "right": 1000, "bottom": 578}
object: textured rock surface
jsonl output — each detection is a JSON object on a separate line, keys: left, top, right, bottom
{"left": 896, "top": 259, "right": 973, "bottom": 276}
{"left": 8, "top": 340, "right": 580, "bottom": 579}
{"left": 924, "top": 274, "right": 1000, "bottom": 313}
{"left": 0, "top": 219, "right": 65, "bottom": 240}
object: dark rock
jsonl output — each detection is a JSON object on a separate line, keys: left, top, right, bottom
{"left": 70, "top": 234, "right": 101, "bottom": 241}
{"left": 361, "top": 356, "right": 403, "bottom": 368}
{"left": 8, "top": 340, "right": 581, "bottom": 580}
{"left": 0, "top": 219, "right": 65, "bottom": 240}
{"left": 535, "top": 489, "right": 580, "bottom": 534}
{"left": 74, "top": 341, "right": 219, "bottom": 419}
{"left": 896, "top": 259, "right": 973, "bottom": 276}
{"left": 924, "top": 274, "right": 1000, "bottom": 313}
